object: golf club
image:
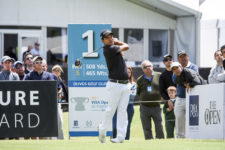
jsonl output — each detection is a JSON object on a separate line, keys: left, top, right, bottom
{"left": 74, "top": 46, "right": 103, "bottom": 68}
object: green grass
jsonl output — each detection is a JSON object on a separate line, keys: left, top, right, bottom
{"left": 0, "top": 106, "right": 224, "bottom": 150}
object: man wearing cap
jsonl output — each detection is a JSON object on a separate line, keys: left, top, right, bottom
{"left": 0, "top": 56, "right": 19, "bottom": 139}
{"left": 98, "top": 30, "right": 130, "bottom": 143}
{"left": 14, "top": 61, "right": 25, "bottom": 80}
{"left": 171, "top": 62, "right": 205, "bottom": 91}
{"left": 137, "top": 60, "right": 164, "bottom": 140}
{"left": 171, "top": 61, "right": 204, "bottom": 138}
{"left": 24, "top": 56, "right": 54, "bottom": 81}
{"left": 0, "top": 56, "right": 19, "bottom": 80}
{"left": 172, "top": 51, "right": 198, "bottom": 138}
{"left": 30, "top": 42, "right": 41, "bottom": 57}
{"left": 159, "top": 54, "right": 176, "bottom": 109}
{"left": 177, "top": 50, "right": 198, "bottom": 73}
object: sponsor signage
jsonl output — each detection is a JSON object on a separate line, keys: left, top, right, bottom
{"left": 186, "top": 83, "right": 225, "bottom": 139}
{"left": 189, "top": 95, "right": 199, "bottom": 126}
{"left": 68, "top": 24, "right": 109, "bottom": 88}
{"left": 68, "top": 24, "right": 112, "bottom": 137}
{"left": 204, "top": 101, "right": 221, "bottom": 125}
{"left": 0, "top": 81, "right": 58, "bottom": 138}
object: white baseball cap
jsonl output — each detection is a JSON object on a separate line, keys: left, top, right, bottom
{"left": 170, "top": 62, "right": 181, "bottom": 69}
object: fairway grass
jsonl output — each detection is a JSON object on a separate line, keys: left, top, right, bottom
{"left": 0, "top": 106, "right": 224, "bottom": 150}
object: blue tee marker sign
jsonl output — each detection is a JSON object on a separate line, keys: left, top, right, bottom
{"left": 68, "top": 24, "right": 112, "bottom": 137}
{"left": 68, "top": 24, "right": 110, "bottom": 87}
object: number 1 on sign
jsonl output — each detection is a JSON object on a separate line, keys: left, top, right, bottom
{"left": 82, "top": 30, "right": 98, "bottom": 58}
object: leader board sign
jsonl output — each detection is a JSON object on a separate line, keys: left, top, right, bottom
{"left": 0, "top": 81, "right": 58, "bottom": 138}
{"left": 186, "top": 83, "right": 225, "bottom": 139}
{"left": 68, "top": 24, "right": 112, "bottom": 136}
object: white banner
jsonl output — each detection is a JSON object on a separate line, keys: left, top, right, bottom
{"left": 186, "top": 83, "right": 225, "bottom": 139}
{"left": 69, "top": 87, "right": 111, "bottom": 136}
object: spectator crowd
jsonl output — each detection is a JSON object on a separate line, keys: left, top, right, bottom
{"left": 110, "top": 45, "right": 224, "bottom": 141}
{"left": 0, "top": 43, "right": 68, "bottom": 140}
{"left": 2, "top": 42, "right": 225, "bottom": 141}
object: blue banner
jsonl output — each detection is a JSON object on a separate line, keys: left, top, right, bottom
{"left": 189, "top": 95, "right": 199, "bottom": 126}
{"left": 68, "top": 24, "right": 112, "bottom": 137}
{"left": 68, "top": 24, "right": 111, "bottom": 87}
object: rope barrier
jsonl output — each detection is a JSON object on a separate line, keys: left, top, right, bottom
{"left": 65, "top": 101, "right": 169, "bottom": 104}
{"left": 131, "top": 100, "right": 167, "bottom": 104}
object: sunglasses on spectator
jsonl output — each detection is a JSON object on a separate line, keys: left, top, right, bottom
{"left": 34, "top": 61, "right": 42, "bottom": 64}
{"left": 54, "top": 69, "right": 61, "bottom": 72}
{"left": 163, "top": 57, "right": 172, "bottom": 62}
{"left": 26, "top": 57, "right": 33, "bottom": 61}
{"left": 143, "top": 65, "right": 151, "bottom": 69}
{"left": 16, "top": 65, "right": 23, "bottom": 69}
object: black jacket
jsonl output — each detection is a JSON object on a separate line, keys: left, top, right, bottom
{"left": 176, "top": 68, "right": 206, "bottom": 87}
{"left": 159, "top": 69, "right": 176, "bottom": 100}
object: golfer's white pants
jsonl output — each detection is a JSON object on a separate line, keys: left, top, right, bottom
{"left": 174, "top": 97, "right": 186, "bottom": 138}
{"left": 99, "top": 81, "right": 130, "bottom": 140}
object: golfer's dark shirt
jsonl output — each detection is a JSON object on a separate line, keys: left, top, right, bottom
{"left": 103, "top": 44, "right": 128, "bottom": 80}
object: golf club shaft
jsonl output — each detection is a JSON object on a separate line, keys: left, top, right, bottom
{"left": 77, "top": 46, "right": 103, "bottom": 60}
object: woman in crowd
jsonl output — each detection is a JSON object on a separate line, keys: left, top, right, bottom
{"left": 52, "top": 65, "right": 65, "bottom": 139}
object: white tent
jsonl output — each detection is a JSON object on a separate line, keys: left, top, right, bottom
{"left": 128, "top": 0, "right": 202, "bottom": 64}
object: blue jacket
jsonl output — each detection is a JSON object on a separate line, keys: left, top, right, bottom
{"left": 172, "top": 62, "right": 198, "bottom": 98}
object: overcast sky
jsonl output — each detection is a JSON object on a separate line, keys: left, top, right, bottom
{"left": 172, "top": 0, "right": 225, "bottom": 20}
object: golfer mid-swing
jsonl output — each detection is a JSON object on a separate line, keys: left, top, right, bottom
{"left": 98, "top": 30, "right": 130, "bottom": 143}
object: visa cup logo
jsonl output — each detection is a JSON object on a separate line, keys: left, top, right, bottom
{"left": 70, "top": 97, "right": 89, "bottom": 111}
